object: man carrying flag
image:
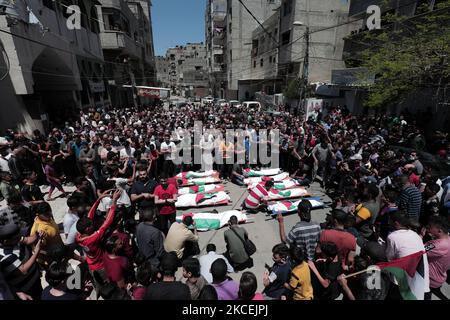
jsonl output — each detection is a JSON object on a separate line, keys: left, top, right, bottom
{"left": 383, "top": 212, "right": 429, "bottom": 299}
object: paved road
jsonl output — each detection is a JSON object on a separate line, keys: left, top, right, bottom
{"left": 2, "top": 180, "right": 448, "bottom": 299}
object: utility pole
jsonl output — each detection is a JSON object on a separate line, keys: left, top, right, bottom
{"left": 125, "top": 57, "right": 138, "bottom": 108}
{"left": 296, "top": 26, "right": 309, "bottom": 115}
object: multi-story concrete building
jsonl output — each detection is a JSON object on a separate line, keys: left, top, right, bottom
{"left": 0, "top": 0, "right": 107, "bottom": 133}
{"left": 162, "top": 43, "right": 208, "bottom": 98}
{"left": 277, "top": 0, "right": 350, "bottom": 87}
{"left": 205, "top": 0, "right": 227, "bottom": 98}
{"left": 225, "top": 0, "right": 281, "bottom": 100}
{"left": 98, "top": 0, "right": 156, "bottom": 107}
{"left": 241, "top": 7, "right": 281, "bottom": 100}
{"left": 155, "top": 56, "right": 169, "bottom": 87}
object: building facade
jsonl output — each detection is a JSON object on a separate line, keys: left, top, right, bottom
{"left": 241, "top": 7, "right": 281, "bottom": 100}
{"left": 205, "top": 0, "right": 227, "bottom": 98}
{"left": 98, "top": 0, "right": 156, "bottom": 107}
{"left": 225, "top": 0, "right": 281, "bottom": 100}
{"left": 277, "top": 0, "right": 350, "bottom": 88}
{"left": 160, "top": 43, "right": 208, "bottom": 98}
{"left": 0, "top": 0, "right": 106, "bottom": 133}
{"left": 155, "top": 56, "right": 169, "bottom": 87}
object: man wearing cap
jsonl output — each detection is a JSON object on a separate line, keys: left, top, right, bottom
{"left": 319, "top": 209, "right": 357, "bottom": 270}
{"left": 0, "top": 224, "right": 44, "bottom": 299}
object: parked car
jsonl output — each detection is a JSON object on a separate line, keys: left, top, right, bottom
{"left": 201, "top": 96, "right": 214, "bottom": 104}
{"left": 242, "top": 101, "right": 262, "bottom": 111}
{"left": 216, "top": 99, "right": 227, "bottom": 107}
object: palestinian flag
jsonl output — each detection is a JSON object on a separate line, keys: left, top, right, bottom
{"left": 268, "top": 197, "right": 324, "bottom": 215}
{"left": 176, "top": 210, "right": 248, "bottom": 231}
{"left": 243, "top": 168, "right": 281, "bottom": 177}
{"left": 376, "top": 250, "right": 427, "bottom": 300}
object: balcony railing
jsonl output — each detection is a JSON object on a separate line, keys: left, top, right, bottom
{"left": 212, "top": 11, "right": 227, "bottom": 22}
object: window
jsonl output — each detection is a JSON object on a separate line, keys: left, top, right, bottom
{"left": 273, "top": 56, "right": 276, "bottom": 64}
{"left": 229, "top": 50, "right": 232, "bottom": 62}
{"left": 229, "top": 22, "right": 232, "bottom": 34}
{"left": 253, "top": 60, "right": 256, "bottom": 68}
{"left": 260, "top": 58, "right": 264, "bottom": 67}
{"left": 281, "top": 30, "right": 291, "bottom": 45}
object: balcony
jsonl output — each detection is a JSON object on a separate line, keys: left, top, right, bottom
{"left": 100, "top": 31, "right": 139, "bottom": 58}
{"left": 212, "top": 11, "right": 227, "bottom": 22}
{"left": 213, "top": 45, "right": 224, "bottom": 55}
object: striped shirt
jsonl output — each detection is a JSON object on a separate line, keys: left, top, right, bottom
{"left": 0, "top": 245, "right": 40, "bottom": 292}
{"left": 245, "top": 184, "right": 269, "bottom": 209}
{"left": 287, "top": 221, "right": 321, "bottom": 261}
{"left": 398, "top": 185, "right": 422, "bottom": 221}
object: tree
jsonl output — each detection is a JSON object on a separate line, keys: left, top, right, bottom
{"left": 283, "top": 79, "right": 301, "bottom": 99}
{"left": 352, "top": 0, "right": 450, "bottom": 109}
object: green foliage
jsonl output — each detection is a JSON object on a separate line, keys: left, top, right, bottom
{"left": 356, "top": 1, "right": 450, "bottom": 108}
{"left": 283, "top": 79, "right": 301, "bottom": 99}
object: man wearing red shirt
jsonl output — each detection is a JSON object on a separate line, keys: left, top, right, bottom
{"left": 318, "top": 209, "right": 356, "bottom": 271}
{"left": 76, "top": 189, "right": 122, "bottom": 294}
{"left": 154, "top": 176, "right": 178, "bottom": 235}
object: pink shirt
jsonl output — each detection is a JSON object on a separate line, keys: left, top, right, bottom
{"left": 252, "top": 292, "right": 264, "bottom": 300}
{"left": 426, "top": 238, "right": 450, "bottom": 288}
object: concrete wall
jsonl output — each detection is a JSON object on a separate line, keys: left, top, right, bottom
{"left": 0, "top": 0, "right": 105, "bottom": 133}
{"left": 226, "top": 0, "right": 281, "bottom": 97}
{"left": 279, "top": 0, "right": 350, "bottom": 83}
{"left": 249, "top": 9, "right": 280, "bottom": 81}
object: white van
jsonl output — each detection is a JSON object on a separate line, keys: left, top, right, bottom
{"left": 242, "top": 101, "right": 262, "bottom": 111}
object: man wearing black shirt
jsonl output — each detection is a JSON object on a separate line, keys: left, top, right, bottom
{"left": 20, "top": 171, "right": 44, "bottom": 205}
{"left": 310, "top": 242, "right": 342, "bottom": 300}
{"left": 144, "top": 252, "right": 191, "bottom": 300}
{"left": 130, "top": 170, "right": 158, "bottom": 210}
{"left": 0, "top": 224, "right": 43, "bottom": 300}
{"left": 136, "top": 208, "right": 165, "bottom": 268}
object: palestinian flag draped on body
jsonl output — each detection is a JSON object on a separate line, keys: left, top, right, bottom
{"left": 176, "top": 210, "right": 248, "bottom": 231}
{"left": 267, "top": 197, "right": 324, "bottom": 215}
{"left": 376, "top": 250, "right": 427, "bottom": 300}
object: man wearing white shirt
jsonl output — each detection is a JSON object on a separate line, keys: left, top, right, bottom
{"left": 199, "top": 243, "right": 234, "bottom": 283}
{"left": 385, "top": 211, "right": 429, "bottom": 300}
{"left": 160, "top": 134, "right": 177, "bottom": 176}
{"left": 0, "top": 147, "right": 11, "bottom": 173}
{"left": 199, "top": 133, "right": 214, "bottom": 172}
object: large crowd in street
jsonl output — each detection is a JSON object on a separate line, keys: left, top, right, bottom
{"left": 0, "top": 100, "right": 449, "bottom": 300}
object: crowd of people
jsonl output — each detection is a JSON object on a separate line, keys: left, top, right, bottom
{"left": 0, "top": 100, "right": 449, "bottom": 300}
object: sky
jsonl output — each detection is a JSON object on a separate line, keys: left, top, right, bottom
{"left": 152, "top": 0, "right": 207, "bottom": 56}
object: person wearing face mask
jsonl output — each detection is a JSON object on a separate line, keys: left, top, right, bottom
{"left": 154, "top": 176, "right": 178, "bottom": 235}
{"left": 130, "top": 170, "right": 158, "bottom": 211}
